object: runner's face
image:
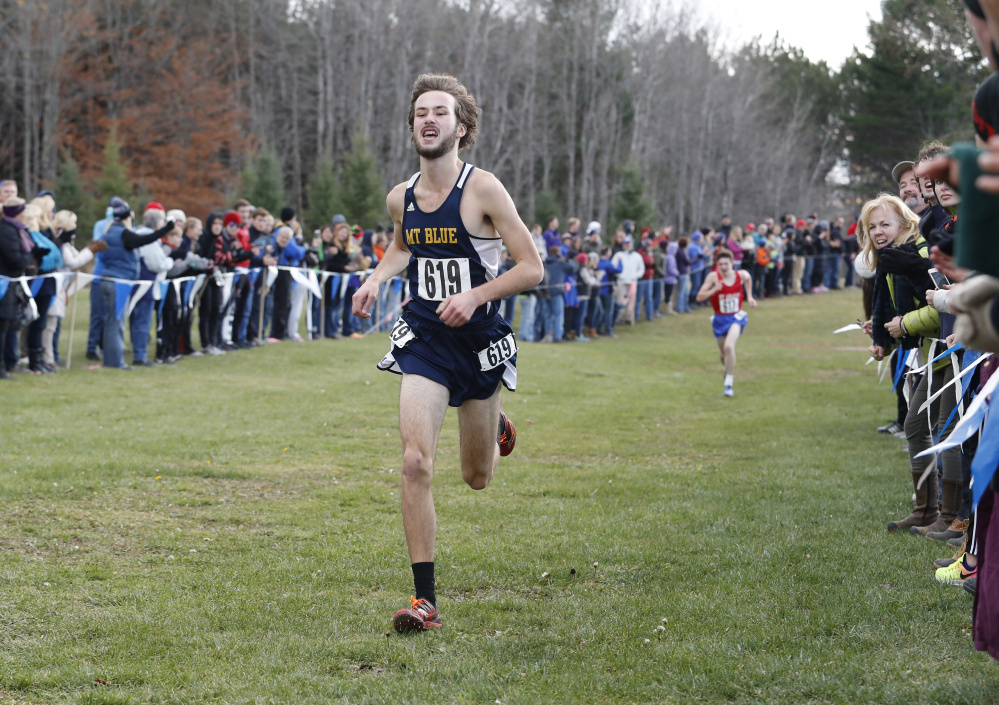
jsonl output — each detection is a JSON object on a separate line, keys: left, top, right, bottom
{"left": 868, "top": 206, "right": 900, "bottom": 249}
{"left": 412, "top": 91, "right": 464, "bottom": 160}
{"left": 717, "top": 257, "right": 733, "bottom": 277}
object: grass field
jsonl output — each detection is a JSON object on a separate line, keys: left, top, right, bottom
{"left": 1, "top": 290, "right": 997, "bottom": 704}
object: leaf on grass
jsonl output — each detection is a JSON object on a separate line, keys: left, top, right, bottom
{"left": 94, "top": 678, "right": 112, "bottom": 686}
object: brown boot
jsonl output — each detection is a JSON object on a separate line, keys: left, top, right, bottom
{"left": 913, "top": 478, "right": 962, "bottom": 536}
{"left": 888, "top": 470, "right": 940, "bottom": 532}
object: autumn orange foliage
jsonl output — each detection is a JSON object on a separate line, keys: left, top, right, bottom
{"left": 59, "top": 1, "right": 249, "bottom": 216}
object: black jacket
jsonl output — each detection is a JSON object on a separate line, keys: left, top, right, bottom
{"left": 0, "top": 218, "right": 37, "bottom": 320}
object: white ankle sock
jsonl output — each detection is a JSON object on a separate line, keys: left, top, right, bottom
{"left": 724, "top": 374, "right": 734, "bottom": 387}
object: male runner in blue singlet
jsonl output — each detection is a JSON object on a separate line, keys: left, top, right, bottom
{"left": 352, "top": 74, "right": 544, "bottom": 634}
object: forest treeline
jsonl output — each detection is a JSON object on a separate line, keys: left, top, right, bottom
{"left": 0, "top": 0, "right": 987, "bottom": 236}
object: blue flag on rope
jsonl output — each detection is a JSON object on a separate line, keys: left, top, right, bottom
{"left": 157, "top": 282, "right": 169, "bottom": 317}
{"left": 393, "top": 278, "right": 403, "bottom": 295}
{"left": 183, "top": 281, "right": 194, "bottom": 308}
{"left": 249, "top": 268, "right": 260, "bottom": 286}
{"left": 972, "top": 404, "right": 999, "bottom": 510}
{"left": 0, "top": 275, "right": 8, "bottom": 302}
{"left": 114, "top": 282, "right": 133, "bottom": 321}
{"left": 891, "top": 348, "right": 907, "bottom": 393}
{"left": 329, "top": 275, "right": 341, "bottom": 302}
{"left": 29, "top": 277, "right": 44, "bottom": 297}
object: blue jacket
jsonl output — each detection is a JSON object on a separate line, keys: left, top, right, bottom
{"left": 596, "top": 258, "right": 621, "bottom": 296}
{"left": 271, "top": 237, "right": 307, "bottom": 267}
{"left": 30, "top": 230, "right": 62, "bottom": 273}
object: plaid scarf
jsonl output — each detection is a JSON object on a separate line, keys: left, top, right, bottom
{"left": 871, "top": 244, "right": 923, "bottom": 351}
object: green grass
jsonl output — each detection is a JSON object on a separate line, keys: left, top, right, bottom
{"left": 1, "top": 290, "right": 997, "bottom": 704}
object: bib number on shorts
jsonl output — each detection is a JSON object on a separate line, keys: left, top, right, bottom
{"left": 389, "top": 317, "right": 415, "bottom": 348}
{"left": 417, "top": 257, "right": 471, "bottom": 302}
{"left": 718, "top": 293, "right": 740, "bottom": 314}
{"left": 477, "top": 333, "right": 517, "bottom": 372}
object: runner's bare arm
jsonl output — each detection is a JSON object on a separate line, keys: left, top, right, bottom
{"left": 696, "top": 272, "right": 719, "bottom": 303}
{"left": 353, "top": 184, "right": 413, "bottom": 318}
{"left": 436, "top": 172, "right": 544, "bottom": 327}
{"left": 741, "top": 270, "right": 757, "bottom": 307}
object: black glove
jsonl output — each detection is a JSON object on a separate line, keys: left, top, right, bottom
{"left": 878, "top": 246, "right": 930, "bottom": 279}
{"left": 935, "top": 233, "right": 954, "bottom": 256}
{"left": 30, "top": 246, "right": 51, "bottom": 262}
{"left": 169, "top": 248, "right": 186, "bottom": 260}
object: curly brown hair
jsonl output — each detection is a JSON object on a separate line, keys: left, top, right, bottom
{"left": 916, "top": 140, "right": 947, "bottom": 164}
{"left": 407, "top": 74, "right": 481, "bottom": 150}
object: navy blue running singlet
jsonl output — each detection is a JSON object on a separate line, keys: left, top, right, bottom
{"left": 402, "top": 163, "right": 501, "bottom": 324}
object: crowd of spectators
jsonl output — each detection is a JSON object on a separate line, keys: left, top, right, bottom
{"left": 507, "top": 212, "right": 858, "bottom": 344}
{"left": 845, "top": 0, "right": 999, "bottom": 663}
{"left": 0, "top": 178, "right": 864, "bottom": 378}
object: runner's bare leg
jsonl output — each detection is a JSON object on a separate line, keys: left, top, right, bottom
{"left": 456, "top": 384, "right": 502, "bottom": 490}
{"left": 399, "top": 374, "right": 450, "bottom": 563}
{"left": 722, "top": 324, "right": 741, "bottom": 377}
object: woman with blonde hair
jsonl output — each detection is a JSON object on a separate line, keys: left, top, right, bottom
{"left": 859, "top": 193, "right": 952, "bottom": 535}
{"left": 44, "top": 210, "right": 108, "bottom": 367}
{"left": 21, "top": 203, "right": 63, "bottom": 372}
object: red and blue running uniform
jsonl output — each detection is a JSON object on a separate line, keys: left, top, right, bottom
{"left": 710, "top": 273, "right": 748, "bottom": 338}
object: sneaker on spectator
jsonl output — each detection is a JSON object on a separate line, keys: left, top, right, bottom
{"left": 167, "top": 355, "right": 183, "bottom": 364}
{"left": 350, "top": 332, "right": 363, "bottom": 339}
{"left": 206, "top": 346, "right": 225, "bottom": 356}
{"left": 877, "top": 420, "right": 901, "bottom": 434}
{"left": 964, "top": 576, "right": 978, "bottom": 596}
{"left": 393, "top": 596, "right": 442, "bottom": 633}
{"left": 935, "top": 555, "right": 977, "bottom": 586}
{"left": 85, "top": 351, "right": 101, "bottom": 361}
{"left": 188, "top": 350, "right": 204, "bottom": 358}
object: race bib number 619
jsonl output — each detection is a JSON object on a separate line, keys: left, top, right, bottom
{"left": 477, "top": 333, "right": 517, "bottom": 372}
{"left": 417, "top": 257, "right": 471, "bottom": 302}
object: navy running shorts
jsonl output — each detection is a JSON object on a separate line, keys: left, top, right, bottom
{"left": 378, "top": 308, "right": 518, "bottom": 407}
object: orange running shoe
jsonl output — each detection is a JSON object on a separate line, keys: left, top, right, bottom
{"left": 393, "top": 596, "right": 442, "bottom": 633}
{"left": 497, "top": 410, "right": 516, "bottom": 457}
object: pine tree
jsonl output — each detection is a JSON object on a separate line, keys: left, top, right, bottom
{"left": 244, "top": 147, "right": 285, "bottom": 215}
{"left": 534, "top": 190, "right": 560, "bottom": 228}
{"left": 94, "top": 124, "right": 133, "bottom": 222}
{"left": 613, "top": 163, "right": 655, "bottom": 231}
{"left": 339, "top": 134, "right": 387, "bottom": 229}
{"left": 305, "top": 157, "right": 344, "bottom": 231}
{"left": 840, "top": 0, "right": 987, "bottom": 190}
{"left": 55, "top": 152, "right": 93, "bottom": 237}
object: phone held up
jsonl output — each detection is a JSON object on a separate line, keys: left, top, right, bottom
{"left": 928, "top": 267, "right": 950, "bottom": 289}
